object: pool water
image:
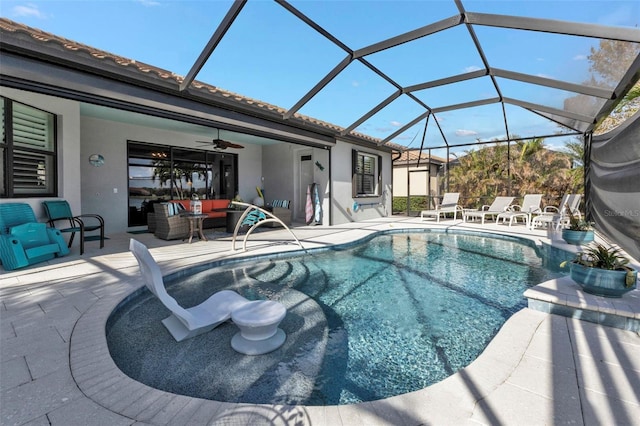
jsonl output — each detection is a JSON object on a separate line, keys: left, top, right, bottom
{"left": 107, "top": 231, "right": 563, "bottom": 405}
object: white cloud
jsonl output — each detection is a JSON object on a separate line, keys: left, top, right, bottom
{"left": 464, "top": 65, "right": 482, "bottom": 73}
{"left": 352, "top": 80, "right": 360, "bottom": 87}
{"left": 573, "top": 54, "right": 587, "bottom": 61}
{"left": 12, "top": 4, "right": 47, "bottom": 18}
{"left": 390, "top": 120, "right": 402, "bottom": 127}
{"left": 455, "top": 129, "right": 478, "bottom": 137}
{"left": 136, "top": 0, "right": 161, "bottom": 6}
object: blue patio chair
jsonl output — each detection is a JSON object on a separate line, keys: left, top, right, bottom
{"left": 0, "top": 203, "right": 69, "bottom": 271}
{"left": 42, "top": 200, "right": 105, "bottom": 255}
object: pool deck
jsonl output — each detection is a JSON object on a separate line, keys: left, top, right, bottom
{"left": 1, "top": 216, "right": 639, "bottom": 425}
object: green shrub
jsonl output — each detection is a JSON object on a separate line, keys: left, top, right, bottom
{"left": 392, "top": 196, "right": 429, "bottom": 214}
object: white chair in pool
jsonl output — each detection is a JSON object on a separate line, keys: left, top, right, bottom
{"left": 129, "top": 238, "right": 250, "bottom": 342}
{"left": 463, "top": 196, "right": 515, "bottom": 225}
{"left": 420, "top": 192, "right": 462, "bottom": 222}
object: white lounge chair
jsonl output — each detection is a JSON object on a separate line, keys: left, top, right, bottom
{"left": 463, "top": 196, "right": 515, "bottom": 225}
{"left": 531, "top": 194, "right": 582, "bottom": 230}
{"left": 129, "top": 238, "right": 249, "bottom": 342}
{"left": 420, "top": 193, "right": 462, "bottom": 222}
{"left": 497, "top": 194, "right": 543, "bottom": 227}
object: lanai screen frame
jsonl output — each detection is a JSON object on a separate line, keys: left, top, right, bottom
{"left": 179, "top": 0, "right": 640, "bottom": 155}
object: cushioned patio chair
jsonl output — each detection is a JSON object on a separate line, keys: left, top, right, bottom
{"left": 0, "top": 203, "right": 69, "bottom": 270}
{"left": 266, "top": 199, "right": 292, "bottom": 228}
{"left": 153, "top": 203, "right": 189, "bottom": 240}
{"left": 497, "top": 194, "right": 543, "bottom": 227}
{"left": 463, "top": 196, "right": 515, "bottom": 225}
{"left": 42, "top": 200, "right": 104, "bottom": 255}
{"left": 531, "top": 194, "right": 582, "bottom": 230}
{"left": 129, "top": 238, "right": 250, "bottom": 341}
{"left": 420, "top": 193, "right": 462, "bottom": 222}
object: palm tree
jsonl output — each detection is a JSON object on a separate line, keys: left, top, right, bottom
{"left": 562, "top": 138, "right": 584, "bottom": 193}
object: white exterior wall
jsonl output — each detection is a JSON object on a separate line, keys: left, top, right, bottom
{"left": 331, "top": 140, "right": 392, "bottom": 225}
{"left": 0, "top": 87, "right": 82, "bottom": 222}
{"left": 1, "top": 87, "right": 390, "bottom": 232}
{"left": 393, "top": 164, "right": 440, "bottom": 197}
{"left": 80, "top": 116, "right": 261, "bottom": 233}
{"left": 262, "top": 144, "right": 330, "bottom": 225}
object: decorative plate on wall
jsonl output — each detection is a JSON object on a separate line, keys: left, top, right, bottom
{"left": 89, "top": 154, "right": 105, "bottom": 167}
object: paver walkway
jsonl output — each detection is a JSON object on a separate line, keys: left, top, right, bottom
{"left": 1, "top": 217, "right": 639, "bottom": 425}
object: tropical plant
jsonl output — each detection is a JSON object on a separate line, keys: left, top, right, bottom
{"left": 566, "top": 243, "right": 630, "bottom": 272}
{"left": 565, "top": 206, "right": 592, "bottom": 231}
{"left": 152, "top": 160, "right": 206, "bottom": 200}
{"left": 447, "top": 139, "right": 573, "bottom": 208}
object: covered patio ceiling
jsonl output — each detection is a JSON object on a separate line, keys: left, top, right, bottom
{"left": 2, "top": 0, "right": 640, "bottom": 154}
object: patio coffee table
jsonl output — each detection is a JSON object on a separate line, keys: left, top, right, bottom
{"left": 179, "top": 213, "right": 209, "bottom": 243}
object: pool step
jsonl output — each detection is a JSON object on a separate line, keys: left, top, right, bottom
{"left": 524, "top": 276, "right": 640, "bottom": 332}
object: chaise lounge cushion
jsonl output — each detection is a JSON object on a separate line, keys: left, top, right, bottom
{"left": 266, "top": 200, "right": 292, "bottom": 227}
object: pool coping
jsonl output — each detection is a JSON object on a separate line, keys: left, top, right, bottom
{"left": 3, "top": 217, "right": 640, "bottom": 425}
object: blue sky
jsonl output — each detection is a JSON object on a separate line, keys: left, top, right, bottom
{"left": 2, "top": 0, "right": 639, "bottom": 156}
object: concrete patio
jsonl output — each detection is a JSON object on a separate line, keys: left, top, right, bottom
{"left": 1, "top": 217, "right": 639, "bottom": 425}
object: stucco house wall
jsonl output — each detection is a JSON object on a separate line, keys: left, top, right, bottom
{"left": 2, "top": 86, "right": 391, "bottom": 233}
{"left": 0, "top": 87, "right": 82, "bottom": 222}
{"left": 331, "top": 140, "right": 392, "bottom": 224}
{"left": 80, "top": 116, "right": 262, "bottom": 233}
{"left": 393, "top": 163, "right": 440, "bottom": 198}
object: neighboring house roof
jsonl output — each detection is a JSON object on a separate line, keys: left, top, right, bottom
{"left": 394, "top": 149, "right": 446, "bottom": 167}
{"left": 0, "top": 18, "right": 386, "bottom": 149}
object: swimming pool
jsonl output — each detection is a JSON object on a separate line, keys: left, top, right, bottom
{"left": 107, "top": 230, "right": 564, "bottom": 405}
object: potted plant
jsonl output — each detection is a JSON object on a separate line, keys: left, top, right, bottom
{"left": 561, "top": 243, "right": 638, "bottom": 298}
{"left": 561, "top": 207, "right": 594, "bottom": 245}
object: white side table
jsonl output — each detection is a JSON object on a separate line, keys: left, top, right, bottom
{"left": 231, "top": 300, "right": 286, "bottom": 355}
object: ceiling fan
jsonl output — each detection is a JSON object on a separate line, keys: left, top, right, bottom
{"left": 196, "top": 129, "right": 244, "bottom": 150}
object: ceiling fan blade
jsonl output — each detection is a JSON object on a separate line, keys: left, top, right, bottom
{"left": 194, "top": 134, "right": 244, "bottom": 150}
{"left": 218, "top": 140, "right": 244, "bottom": 149}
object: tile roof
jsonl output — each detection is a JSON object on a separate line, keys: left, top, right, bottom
{"left": 0, "top": 18, "right": 384, "bottom": 147}
{"left": 394, "top": 149, "right": 446, "bottom": 164}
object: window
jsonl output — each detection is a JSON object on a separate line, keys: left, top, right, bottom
{"left": 127, "top": 142, "right": 237, "bottom": 226}
{"left": 352, "top": 150, "right": 381, "bottom": 197}
{"left": 1, "top": 97, "right": 57, "bottom": 197}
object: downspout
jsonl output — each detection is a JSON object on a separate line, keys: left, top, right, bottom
{"left": 427, "top": 148, "right": 432, "bottom": 209}
{"left": 406, "top": 150, "right": 410, "bottom": 216}
{"left": 391, "top": 149, "right": 402, "bottom": 216}
{"left": 328, "top": 145, "right": 333, "bottom": 226}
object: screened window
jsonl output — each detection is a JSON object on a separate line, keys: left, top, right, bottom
{"left": 1, "top": 97, "right": 57, "bottom": 197}
{"left": 352, "top": 150, "right": 381, "bottom": 197}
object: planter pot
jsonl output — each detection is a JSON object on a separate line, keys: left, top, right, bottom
{"left": 562, "top": 229, "right": 594, "bottom": 245}
{"left": 570, "top": 262, "right": 637, "bottom": 298}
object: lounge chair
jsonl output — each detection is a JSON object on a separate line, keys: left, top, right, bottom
{"left": 531, "top": 194, "right": 582, "bottom": 230}
{"left": 129, "top": 238, "right": 249, "bottom": 341}
{"left": 497, "top": 194, "right": 543, "bottom": 227}
{"left": 0, "top": 203, "right": 69, "bottom": 270}
{"left": 463, "top": 196, "right": 515, "bottom": 224}
{"left": 42, "top": 200, "right": 104, "bottom": 255}
{"left": 420, "top": 193, "right": 462, "bottom": 222}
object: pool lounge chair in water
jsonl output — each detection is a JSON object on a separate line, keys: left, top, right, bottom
{"left": 129, "top": 239, "right": 250, "bottom": 342}
{"left": 463, "top": 196, "right": 515, "bottom": 225}
{"left": 420, "top": 192, "right": 462, "bottom": 222}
